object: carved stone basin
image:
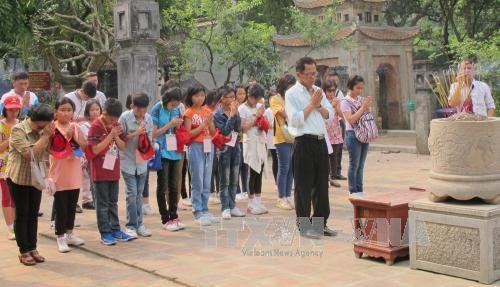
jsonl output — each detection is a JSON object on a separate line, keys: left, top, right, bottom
{"left": 427, "top": 117, "right": 500, "bottom": 204}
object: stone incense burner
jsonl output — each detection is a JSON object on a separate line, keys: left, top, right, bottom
{"left": 427, "top": 114, "right": 500, "bottom": 204}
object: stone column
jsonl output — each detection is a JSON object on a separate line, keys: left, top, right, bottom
{"left": 113, "top": 0, "right": 160, "bottom": 108}
{"left": 413, "top": 60, "right": 432, "bottom": 155}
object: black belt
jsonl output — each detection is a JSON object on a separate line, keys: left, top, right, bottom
{"left": 297, "top": 134, "right": 325, "bottom": 141}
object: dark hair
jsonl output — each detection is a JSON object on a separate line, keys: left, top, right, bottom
{"left": 103, "top": 98, "right": 123, "bottom": 118}
{"left": 215, "top": 86, "right": 235, "bottom": 102}
{"left": 30, "top": 104, "right": 54, "bottom": 122}
{"left": 246, "top": 83, "right": 265, "bottom": 99}
{"left": 276, "top": 74, "right": 296, "bottom": 98}
{"left": 132, "top": 93, "right": 149, "bottom": 108}
{"left": 347, "top": 75, "right": 364, "bottom": 90}
{"left": 84, "top": 99, "right": 102, "bottom": 119}
{"left": 296, "top": 57, "right": 316, "bottom": 73}
{"left": 205, "top": 88, "right": 218, "bottom": 106}
{"left": 81, "top": 80, "right": 97, "bottom": 99}
{"left": 322, "top": 79, "right": 337, "bottom": 92}
{"left": 12, "top": 71, "right": 29, "bottom": 81}
{"left": 185, "top": 83, "right": 205, "bottom": 107}
{"left": 125, "top": 94, "right": 133, "bottom": 110}
{"left": 2, "top": 106, "right": 19, "bottom": 118}
{"left": 162, "top": 87, "right": 183, "bottom": 106}
{"left": 325, "top": 67, "right": 339, "bottom": 77}
{"left": 55, "top": 97, "right": 76, "bottom": 112}
{"left": 160, "top": 79, "right": 180, "bottom": 96}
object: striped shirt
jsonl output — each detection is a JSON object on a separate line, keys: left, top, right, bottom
{"left": 6, "top": 119, "right": 49, "bottom": 186}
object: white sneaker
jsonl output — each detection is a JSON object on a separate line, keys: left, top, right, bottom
{"left": 137, "top": 225, "right": 152, "bottom": 237}
{"left": 57, "top": 236, "right": 70, "bottom": 253}
{"left": 247, "top": 202, "right": 267, "bottom": 215}
{"left": 50, "top": 221, "right": 55, "bottom": 230}
{"left": 142, "top": 204, "right": 155, "bottom": 215}
{"left": 125, "top": 228, "right": 138, "bottom": 239}
{"left": 209, "top": 193, "right": 221, "bottom": 205}
{"left": 181, "top": 198, "right": 192, "bottom": 207}
{"left": 276, "top": 198, "right": 293, "bottom": 210}
{"left": 174, "top": 218, "right": 186, "bottom": 230}
{"left": 236, "top": 193, "right": 247, "bottom": 201}
{"left": 195, "top": 216, "right": 212, "bottom": 226}
{"left": 286, "top": 197, "right": 295, "bottom": 209}
{"left": 66, "top": 233, "right": 85, "bottom": 246}
{"left": 7, "top": 229, "right": 15, "bottom": 240}
{"left": 205, "top": 213, "right": 220, "bottom": 224}
{"left": 256, "top": 202, "right": 268, "bottom": 214}
{"left": 164, "top": 220, "right": 181, "bottom": 231}
{"left": 222, "top": 209, "right": 231, "bottom": 220}
{"left": 230, "top": 207, "right": 246, "bottom": 217}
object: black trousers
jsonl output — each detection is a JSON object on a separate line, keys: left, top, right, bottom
{"left": 53, "top": 189, "right": 79, "bottom": 236}
{"left": 329, "top": 144, "right": 344, "bottom": 179}
{"left": 180, "top": 155, "right": 191, "bottom": 199}
{"left": 270, "top": 149, "right": 278, "bottom": 183}
{"left": 293, "top": 136, "right": 330, "bottom": 227}
{"left": 7, "top": 178, "right": 42, "bottom": 253}
{"left": 248, "top": 165, "right": 264, "bottom": 196}
{"left": 210, "top": 153, "right": 219, "bottom": 194}
{"left": 157, "top": 158, "right": 180, "bottom": 224}
{"left": 337, "top": 119, "right": 346, "bottom": 177}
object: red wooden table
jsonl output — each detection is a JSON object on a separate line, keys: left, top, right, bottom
{"left": 349, "top": 189, "right": 426, "bottom": 265}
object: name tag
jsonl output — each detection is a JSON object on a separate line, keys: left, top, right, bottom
{"left": 103, "top": 143, "right": 118, "bottom": 170}
{"left": 203, "top": 137, "right": 212, "bottom": 153}
{"left": 225, "top": 132, "right": 238, "bottom": 147}
{"left": 166, "top": 134, "right": 177, "bottom": 151}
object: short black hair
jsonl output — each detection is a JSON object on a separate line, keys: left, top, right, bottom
{"left": 103, "top": 98, "right": 123, "bottom": 118}
{"left": 84, "top": 99, "right": 102, "bottom": 119}
{"left": 215, "top": 86, "right": 235, "bottom": 102}
{"left": 125, "top": 94, "right": 132, "bottom": 110}
{"left": 132, "top": 93, "right": 149, "bottom": 108}
{"left": 2, "top": 106, "right": 19, "bottom": 118}
{"left": 160, "top": 79, "right": 180, "bottom": 96}
{"left": 81, "top": 80, "right": 97, "bottom": 99}
{"left": 185, "top": 83, "right": 205, "bottom": 107}
{"left": 347, "top": 75, "right": 364, "bottom": 90}
{"left": 162, "top": 87, "right": 183, "bottom": 106}
{"left": 55, "top": 97, "right": 76, "bottom": 112}
{"left": 205, "top": 88, "right": 218, "bottom": 106}
{"left": 246, "top": 83, "right": 265, "bottom": 99}
{"left": 13, "top": 71, "right": 29, "bottom": 81}
{"left": 30, "top": 104, "right": 54, "bottom": 122}
{"left": 296, "top": 57, "right": 316, "bottom": 73}
{"left": 322, "top": 79, "right": 337, "bottom": 92}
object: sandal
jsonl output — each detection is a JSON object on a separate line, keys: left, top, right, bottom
{"left": 18, "top": 253, "right": 36, "bottom": 266}
{"left": 29, "top": 250, "right": 45, "bottom": 263}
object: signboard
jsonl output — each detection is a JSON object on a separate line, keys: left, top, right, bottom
{"left": 28, "top": 72, "right": 51, "bottom": 91}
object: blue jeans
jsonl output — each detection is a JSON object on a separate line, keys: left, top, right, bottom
{"left": 122, "top": 171, "right": 147, "bottom": 230}
{"left": 275, "top": 143, "right": 293, "bottom": 198}
{"left": 345, "top": 131, "right": 369, "bottom": 194}
{"left": 188, "top": 142, "right": 214, "bottom": 219}
{"left": 217, "top": 145, "right": 241, "bottom": 211}
{"left": 94, "top": 181, "right": 121, "bottom": 234}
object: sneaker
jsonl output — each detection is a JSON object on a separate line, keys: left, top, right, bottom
{"left": 74, "top": 219, "right": 81, "bottom": 228}
{"left": 174, "top": 218, "right": 186, "bottom": 230}
{"left": 75, "top": 204, "right": 83, "bottom": 213}
{"left": 50, "top": 221, "right": 55, "bottom": 230}
{"left": 142, "top": 204, "right": 155, "bottom": 216}
{"left": 247, "top": 202, "right": 267, "bottom": 215}
{"left": 113, "top": 230, "right": 135, "bottom": 242}
{"left": 101, "top": 233, "right": 117, "bottom": 246}
{"left": 57, "top": 236, "right": 70, "bottom": 253}
{"left": 164, "top": 220, "right": 181, "bottom": 232}
{"left": 195, "top": 216, "right": 212, "bottom": 226}
{"left": 181, "top": 198, "right": 192, "bottom": 207}
{"left": 137, "top": 225, "right": 152, "bottom": 237}
{"left": 124, "top": 228, "right": 138, "bottom": 239}
{"left": 236, "top": 193, "right": 248, "bottom": 201}
{"left": 205, "top": 213, "right": 220, "bottom": 224}
{"left": 256, "top": 202, "right": 268, "bottom": 214}
{"left": 222, "top": 209, "right": 231, "bottom": 220}
{"left": 66, "top": 234, "right": 85, "bottom": 246}
{"left": 276, "top": 198, "right": 293, "bottom": 210}
{"left": 329, "top": 179, "right": 341, "bottom": 188}
{"left": 230, "top": 207, "right": 246, "bottom": 217}
{"left": 209, "top": 193, "right": 221, "bottom": 205}
{"left": 286, "top": 197, "right": 295, "bottom": 209}
{"left": 82, "top": 202, "right": 95, "bottom": 210}
{"left": 7, "top": 229, "right": 15, "bottom": 240}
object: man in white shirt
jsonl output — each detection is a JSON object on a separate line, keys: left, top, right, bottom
{"left": 85, "top": 72, "right": 107, "bottom": 107}
{"left": 448, "top": 59, "right": 495, "bottom": 117}
{"left": 285, "top": 57, "right": 336, "bottom": 239}
{"left": 63, "top": 80, "right": 97, "bottom": 122}
{"left": 0, "top": 71, "right": 39, "bottom": 117}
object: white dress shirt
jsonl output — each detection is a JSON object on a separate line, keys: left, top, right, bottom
{"left": 285, "top": 82, "right": 335, "bottom": 137}
{"left": 448, "top": 79, "right": 495, "bottom": 117}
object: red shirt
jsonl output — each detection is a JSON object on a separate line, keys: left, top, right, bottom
{"left": 87, "top": 118, "right": 126, "bottom": 182}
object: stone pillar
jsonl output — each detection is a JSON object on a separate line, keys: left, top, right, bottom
{"left": 113, "top": 0, "right": 160, "bottom": 108}
{"left": 413, "top": 60, "right": 432, "bottom": 155}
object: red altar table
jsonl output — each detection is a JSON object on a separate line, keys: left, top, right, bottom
{"left": 349, "top": 189, "right": 426, "bottom": 265}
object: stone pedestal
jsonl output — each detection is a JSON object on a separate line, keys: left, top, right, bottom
{"left": 409, "top": 198, "right": 500, "bottom": 284}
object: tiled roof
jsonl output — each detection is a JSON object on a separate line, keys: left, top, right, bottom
{"left": 273, "top": 26, "right": 418, "bottom": 47}
{"left": 294, "top": 0, "right": 334, "bottom": 9}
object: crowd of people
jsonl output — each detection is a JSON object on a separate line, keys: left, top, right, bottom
{"left": 3, "top": 56, "right": 490, "bottom": 266}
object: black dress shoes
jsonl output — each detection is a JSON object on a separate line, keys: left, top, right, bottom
{"left": 324, "top": 226, "right": 338, "bottom": 237}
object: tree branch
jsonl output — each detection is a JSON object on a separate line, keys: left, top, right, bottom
{"left": 54, "top": 13, "right": 92, "bottom": 29}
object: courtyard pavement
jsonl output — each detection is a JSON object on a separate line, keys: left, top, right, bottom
{"left": 0, "top": 151, "right": 498, "bottom": 287}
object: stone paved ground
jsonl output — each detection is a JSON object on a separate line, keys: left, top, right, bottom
{"left": 0, "top": 151, "right": 498, "bottom": 287}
